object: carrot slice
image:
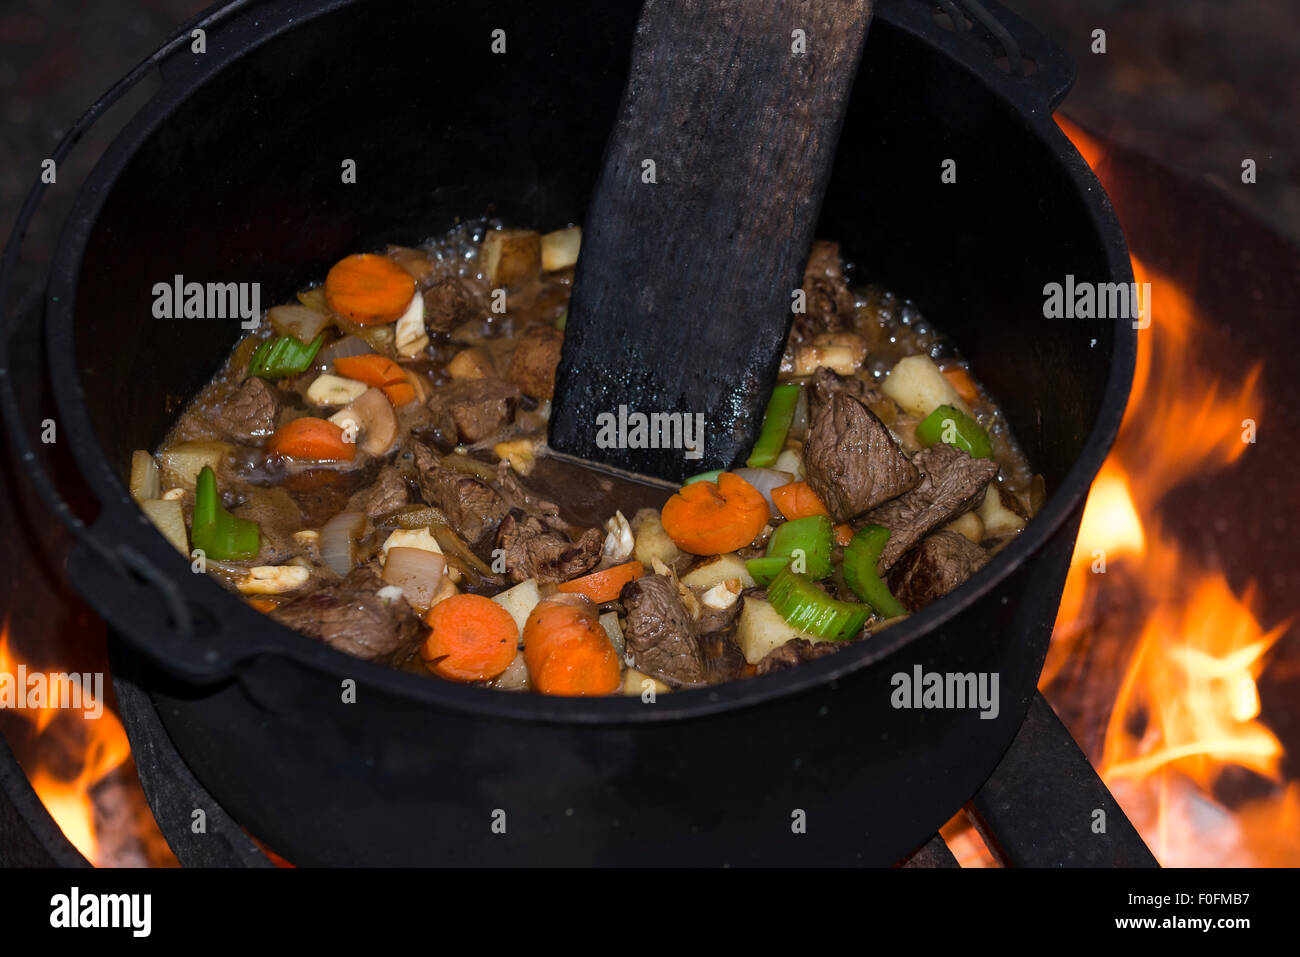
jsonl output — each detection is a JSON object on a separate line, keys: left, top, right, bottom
{"left": 324, "top": 253, "right": 416, "bottom": 325}
{"left": 247, "top": 598, "right": 277, "bottom": 613}
{"left": 334, "top": 354, "right": 407, "bottom": 388}
{"left": 422, "top": 593, "right": 519, "bottom": 682}
{"left": 522, "top": 601, "right": 620, "bottom": 696}
{"left": 941, "top": 365, "right": 980, "bottom": 405}
{"left": 833, "top": 523, "right": 855, "bottom": 547}
{"left": 661, "top": 472, "right": 769, "bottom": 555}
{"left": 382, "top": 381, "right": 417, "bottom": 407}
{"left": 557, "top": 561, "right": 644, "bottom": 603}
{"left": 267, "top": 417, "right": 355, "bottom": 461}
{"left": 770, "top": 481, "right": 830, "bottom": 520}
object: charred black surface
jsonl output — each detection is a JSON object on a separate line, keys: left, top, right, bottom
{"left": 550, "top": 0, "right": 875, "bottom": 481}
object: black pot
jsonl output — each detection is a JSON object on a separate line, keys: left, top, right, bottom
{"left": 3, "top": 0, "right": 1135, "bottom": 865}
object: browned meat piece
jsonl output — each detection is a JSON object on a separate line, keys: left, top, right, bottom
{"left": 887, "top": 530, "right": 990, "bottom": 610}
{"left": 494, "top": 460, "right": 564, "bottom": 528}
{"left": 428, "top": 377, "right": 520, "bottom": 442}
{"left": 495, "top": 511, "right": 602, "bottom": 584}
{"left": 507, "top": 323, "right": 564, "bottom": 400}
{"left": 271, "top": 566, "right": 423, "bottom": 663}
{"left": 803, "top": 392, "right": 920, "bottom": 521}
{"left": 212, "top": 376, "right": 280, "bottom": 443}
{"left": 808, "top": 366, "right": 881, "bottom": 410}
{"left": 350, "top": 465, "right": 409, "bottom": 520}
{"left": 863, "top": 445, "right": 999, "bottom": 573}
{"left": 620, "top": 575, "right": 708, "bottom": 688}
{"left": 696, "top": 600, "right": 746, "bottom": 683}
{"left": 423, "top": 275, "right": 490, "bottom": 333}
{"left": 791, "top": 240, "right": 856, "bottom": 343}
{"left": 694, "top": 593, "right": 741, "bottom": 637}
{"left": 755, "top": 638, "right": 842, "bottom": 675}
{"left": 410, "top": 439, "right": 507, "bottom": 546}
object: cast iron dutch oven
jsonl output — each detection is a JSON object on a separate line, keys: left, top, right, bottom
{"left": 1, "top": 0, "right": 1135, "bottom": 865}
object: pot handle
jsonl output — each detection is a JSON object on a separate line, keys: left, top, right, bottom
{"left": 0, "top": 1, "right": 272, "bottom": 683}
{"left": 891, "top": 0, "right": 1075, "bottom": 112}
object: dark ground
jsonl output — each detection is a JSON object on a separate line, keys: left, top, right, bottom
{"left": 2, "top": 0, "right": 1297, "bottom": 255}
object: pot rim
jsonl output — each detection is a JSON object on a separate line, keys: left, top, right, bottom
{"left": 37, "top": 0, "right": 1136, "bottom": 724}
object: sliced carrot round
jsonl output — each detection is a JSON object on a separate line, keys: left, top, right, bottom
{"left": 771, "top": 480, "right": 830, "bottom": 521}
{"left": 660, "top": 472, "right": 770, "bottom": 555}
{"left": 522, "top": 601, "right": 620, "bottom": 696}
{"left": 333, "top": 353, "right": 407, "bottom": 388}
{"left": 324, "top": 254, "right": 416, "bottom": 325}
{"left": 267, "top": 417, "right": 355, "bottom": 462}
{"left": 557, "top": 561, "right": 644, "bottom": 603}
{"left": 422, "top": 593, "right": 519, "bottom": 682}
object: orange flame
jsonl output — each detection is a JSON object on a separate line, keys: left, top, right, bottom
{"left": 0, "top": 617, "right": 131, "bottom": 863}
{"left": 1044, "top": 118, "right": 1295, "bottom": 866}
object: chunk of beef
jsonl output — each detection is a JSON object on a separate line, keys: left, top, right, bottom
{"left": 213, "top": 376, "right": 280, "bottom": 443}
{"left": 350, "top": 465, "right": 409, "bottom": 520}
{"left": 423, "top": 275, "right": 490, "bottom": 333}
{"left": 695, "top": 597, "right": 746, "bottom": 683}
{"left": 271, "top": 566, "right": 423, "bottom": 663}
{"left": 494, "top": 460, "right": 564, "bottom": 529}
{"left": 803, "top": 392, "right": 920, "bottom": 521}
{"left": 887, "top": 530, "right": 990, "bottom": 611}
{"left": 755, "top": 638, "right": 842, "bottom": 675}
{"left": 863, "top": 445, "right": 999, "bottom": 573}
{"left": 620, "top": 574, "right": 708, "bottom": 688}
{"left": 496, "top": 511, "right": 602, "bottom": 584}
{"left": 410, "top": 439, "right": 506, "bottom": 546}
{"left": 808, "top": 366, "right": 881, "bottom": 411}
{"left": 791, "top": 240, "right": 856, "bottom": 343}
{"left": 507, "top": 323, "right": 564, "bottom": 400}
{"left": 428, "top": 377, "right": 520, "bottom": 443}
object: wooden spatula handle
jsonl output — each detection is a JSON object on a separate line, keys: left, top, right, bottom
{"left": 550, "top": 0, "right": 874, "bottom": 481}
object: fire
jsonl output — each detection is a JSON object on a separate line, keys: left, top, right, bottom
{"left": 0, "top": 617, "right": 131, "bottom": 864}
{"left": 1042, "top": 118, "right": 1295, "bottom": 866}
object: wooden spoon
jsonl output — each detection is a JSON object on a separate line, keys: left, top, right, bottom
{"left": 549, "top": 0, "right": 875, "bottom": 482}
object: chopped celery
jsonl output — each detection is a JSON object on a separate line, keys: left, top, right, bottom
{"left": 766, "top": 566, "right": 869, "bottom": 642}
{"left": 249, "top": 333, "right": 325, "bottom": 379}
{"left": 745, "top": 555, "right": 790, "bottom": 586}
{"left": 842, "top": 524, "right": 908, "bottom": 618}
{"left": 915, "top": 404, "right": 992, "bottom": 459}
{"left": 683, "top": 469, "right": 723, "bottom": 485}
{"left": 746, "top": 384, "right": 802, "bottom": 468}
{"left": 767, "top": 515, "right": 833, "bottom": 580}
{"left": 191, "top": 466, "right": 260, "bottom": 560}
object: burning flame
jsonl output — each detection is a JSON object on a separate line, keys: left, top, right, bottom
{"left": 1042, "top": 118, "right": 1296, "bottom": 866}
{"left": 0, "top": 617, "right": 131, "bottom": 864}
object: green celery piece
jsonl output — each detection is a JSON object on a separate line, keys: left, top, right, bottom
{"left": 556, "top": 308, "right": 568, "bottom": 330}
{"left": 745, "top": 556, "right": 790, "bottom": 586}
{"left": 767, "top": 566, "right": 869, "bottom": 642}
{"left": 842, "top": 524, "right": 908, "bottom": 618}
{"left": 249, "top": 333, "right": 325, "bottom": 379}
{"left": 682, "top": 469, "right": 723, "bottom": 485}
{"left": 191, "top": 466, "right": 260, "bottom": 560}
{"left": 765, "top": 515, "right": 833, "bottom": 580}
{"left": 915, "top": 404, "right": 992, "bottom": 459}
{"left": 746, "top": 384, "right": 802, "bottom": 468}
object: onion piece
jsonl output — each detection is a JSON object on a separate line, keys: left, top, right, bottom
{"left": 320, "top": 510, "right": 365, "bottom": 576}
{"left": 269, "top": 304, "right": 330, "bottom": 344}
{"left": 320, "top": 335, "right": 373, "bottom": 366}
{"left": 440, "top": 452, "right": 498, "bottom": 483}
{"left": 732, "top": 467, "right": 795, "bottom": 517}
{"left": 382, "top": 546, "right": 446, "bottom": 612}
